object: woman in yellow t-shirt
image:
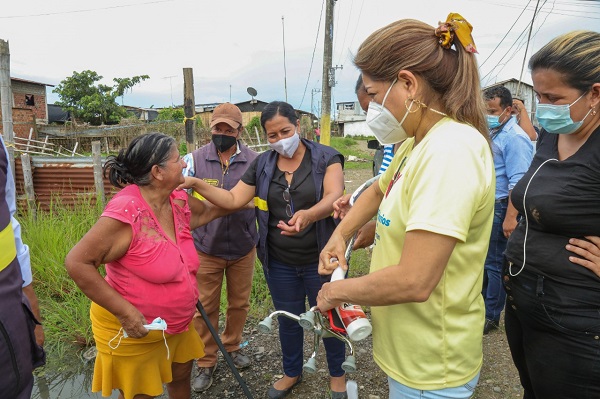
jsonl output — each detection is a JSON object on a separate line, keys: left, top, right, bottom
{"left": 317, "top": 15, "right": 495, "bottom": 399}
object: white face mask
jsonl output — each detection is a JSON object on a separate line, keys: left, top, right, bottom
{"left": 270, "top": 131, "right": 300, "bottom": 158}
{"left": 366, "top": 78, "right": 412, "bottom": 145}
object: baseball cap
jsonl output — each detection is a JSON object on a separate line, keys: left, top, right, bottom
{"left": 210, "top": 103, "right": 243, "bottom": 129}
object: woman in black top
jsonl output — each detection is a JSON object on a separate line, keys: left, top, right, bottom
{"left": 503, "top": 31, "right": 600, "bottom": 399}
{"left": 180, "top": 101, "right": 347, "bottom": 398}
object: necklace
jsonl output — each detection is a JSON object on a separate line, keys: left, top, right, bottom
{"left": 428, "top": 107, "right": 447, "bottom": 117}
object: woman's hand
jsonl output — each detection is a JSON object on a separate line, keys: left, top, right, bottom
{"left": 566, "top": 236, "right": 600, "bottom": 276}
{"left": 333, "top": 193, "right": 352, "bottom": 219}
{"left": 177, "top": 176, "right": 201, "bottom": 191}
{"left": 117, "top": 306, "right": 150, "bottom": 339}
{"left": 318, "top": 232, "right": 349, "bottom": 275}
{"left": 353, "top": 221, "right": 376, "bottom": 249}
{"left": 277, "top": 209, "right": 315, "bottom": 236}
{"left": 316, "top": 282, "right": 341, "bottom": 312}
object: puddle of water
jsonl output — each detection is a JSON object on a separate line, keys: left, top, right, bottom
{"left": 31, "top": 349, "right": 118, "bottom": 399}
{"left": 31, "top": 346, "right": 171, "bottom": 399}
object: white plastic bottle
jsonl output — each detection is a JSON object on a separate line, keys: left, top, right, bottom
{"left": 330, "top": 266, "right": 372, "bottom": 341}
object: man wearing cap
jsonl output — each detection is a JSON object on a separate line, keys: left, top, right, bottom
{"left": 182, "top": 103, "right": 258, "bottom": 392}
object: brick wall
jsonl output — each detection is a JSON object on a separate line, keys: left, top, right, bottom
{"left": 10, "top": 80, "right": 48, "bottom": 123}
{"left": 0, "top": 108, "right": 36, "bottom": 140}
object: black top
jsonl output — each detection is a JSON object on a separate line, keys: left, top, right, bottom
{"left": 505, "top": 125, "right": 600, "bottom": 289}
{"left": 242, "top": 148, "right": 343, "bottom": 265}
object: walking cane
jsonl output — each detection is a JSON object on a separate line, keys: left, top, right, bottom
{"left": 196, "top": 300, "right": 254, "bottom": 398}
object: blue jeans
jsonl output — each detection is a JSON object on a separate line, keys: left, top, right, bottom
{"left": 504, "top": 267, "right": 600, "bottom": 399}
{"left": 388, "top": 373, "right": 479, "bottom": 399}
{"left": 265, "top": 258, "right": 346, "bottom": 377}
{"left": 482, "top": 201, "right": 508, "bottom": 322}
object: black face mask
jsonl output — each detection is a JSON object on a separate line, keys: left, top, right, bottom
{"left": 212, "top": 134, "right": 237, "bottom": 153}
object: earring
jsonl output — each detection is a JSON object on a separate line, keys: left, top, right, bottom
{"left": 592, "top": 107, "right": 597, "bottom": 116}
{"left": 405, "top": 98, "right": 422, "bottom": 113}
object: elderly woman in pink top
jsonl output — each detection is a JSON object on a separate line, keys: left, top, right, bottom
{"left": 66, "top": 133, "right": 227, "bottom": 399}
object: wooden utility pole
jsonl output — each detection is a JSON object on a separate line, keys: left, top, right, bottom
{"left": 319, "top": 0, "right": 335, "bottom": 146}
{"left": 0, "top": 39, "right": 15, "bottom": 175}
{"left": 183, "top": 68, "right": 196, "bottom": 152}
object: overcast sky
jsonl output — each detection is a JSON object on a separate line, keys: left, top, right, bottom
{"left": 1, "top": 0, "right": 598, "bottom": 114}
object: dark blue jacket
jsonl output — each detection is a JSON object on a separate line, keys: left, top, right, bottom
{"left": 254, "top": 138, "right": 343, "bottom": 271}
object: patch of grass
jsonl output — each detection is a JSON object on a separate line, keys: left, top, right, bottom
{"left": 21, "top": 195, "right": 102, "bottom": 352}
{"left": 330, "top": 136, "right": 373, "bottom": 170}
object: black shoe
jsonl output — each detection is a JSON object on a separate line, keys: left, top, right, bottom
{"left": 267, "top": 375, "right": 302, "bottom": 399}
{"left": 483, "top": 319, "right": 499, "bottom": 335}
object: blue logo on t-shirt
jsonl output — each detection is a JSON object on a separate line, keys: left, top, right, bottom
{"left": 377, "top": 211, "right": 391, "bottom": 227}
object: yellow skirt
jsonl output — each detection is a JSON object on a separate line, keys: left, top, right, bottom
{"left": 90, "top": 302, "right": 204, "bottom": 399}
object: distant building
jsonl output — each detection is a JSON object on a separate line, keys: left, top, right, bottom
{"left": 0, "top": 77, "right": 53, "bottom": 139}
{"left": 335, "top": 100, "right": 369, "bottom": 137}
{"left": 193, "top": 100, "right": 317, "bottom": 131}
{"left": 124, "top": 105, "right": 159, "bottom": 122}
{"left": 47, "top": 104, "right": 71, "bottom": 124}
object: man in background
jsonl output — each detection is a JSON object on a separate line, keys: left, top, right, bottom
{"left": 482, "top": 86, "right": 534, "bottom": 334}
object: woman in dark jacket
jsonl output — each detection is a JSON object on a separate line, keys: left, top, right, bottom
{"left": 180, "top": 101, "right": 348, "bottom": 399}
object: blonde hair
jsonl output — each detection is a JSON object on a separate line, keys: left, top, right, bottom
{"left": 529, "top": 30, "right": 600, "bottom": 93}
{"left": 354, "top": 19, "right": 488, "bottom": 140}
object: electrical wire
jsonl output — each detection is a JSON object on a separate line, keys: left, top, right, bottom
{"left": 0, "top": 0, "right": 174, "bottom": 19}
{"left": 479, "top": 0, "right": 532, "bottom": 69}
{"left": 335, "top": 0, "right": 354, "bottom": 66}
{"left": 298, "top": 0, "right": 326, "bottom": 110}
{"left": 477, "top": 0, "right": 600, "bottom": 18}
{"left": 481, "top": 23, "right": 531, "bottom": 85}
{"left": 348, "top": 0, "right": 365, "bottom": 55}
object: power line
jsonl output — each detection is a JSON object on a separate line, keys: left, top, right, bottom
{"left": 348, "top": 0, "right": 365, "bottom": 55}
{"left": 481, "top": 22, "right": 531, "bottom": 84}
{"left": 298, "top": 0, "right": 326, "bottom": 110}
{"left": 335, "top": 0, "right": 354, "bottom": 65}
{"left": 0, "top": 0, "right": 174, "bottom": 19}
{"left": 516, "top": 0, "right": 542, "bottom": 96}
{"left": 489, "top": 0, "right": 554, "bottom": 85}
{"left": 477, "top": 0, "right": 600, "bottom": 18}
{"left": 479, "top": 0, "right": 532, "bottom": 69}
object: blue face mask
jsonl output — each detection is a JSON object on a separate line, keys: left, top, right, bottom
{"left": 536, "top": 93, "right": 592, "bottom": 134}
{"left": 486, "top": 109, "right": 507, "bottom": 130}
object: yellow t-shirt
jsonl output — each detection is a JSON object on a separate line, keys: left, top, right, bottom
{"left": 372, "top": 117, "right": 495, "bottom": 389}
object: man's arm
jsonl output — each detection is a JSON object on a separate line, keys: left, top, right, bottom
{"left": 513, "top": 99, "right": 537, "bottom": 141}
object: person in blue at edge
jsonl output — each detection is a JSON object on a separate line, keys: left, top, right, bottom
{"left": 178, "top": 100, "right": 348, "bottom": 399}
{"left": 481, "top": 86, "right": 533, "bottom": 334}
{"left": 0, "top": 135, "right": 46, "bottom": 398}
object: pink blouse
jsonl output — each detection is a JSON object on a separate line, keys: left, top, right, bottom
{"left": 101, "top": 185, "right": 199, "bottom": 334}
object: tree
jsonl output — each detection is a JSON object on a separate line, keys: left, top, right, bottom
{"left": 157, "top": 107, "right": 185, "bottom": 123}
{"left": 53, "top": 70, "right": 149, "bottom": 125}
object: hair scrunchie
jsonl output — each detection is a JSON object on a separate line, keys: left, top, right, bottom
{"left": 435, "top": 13, "right": 478, "bottom": 53}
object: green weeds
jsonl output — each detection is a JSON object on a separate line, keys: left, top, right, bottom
{"left": 331, "top": 136, "right": 373, "bottom": 170}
